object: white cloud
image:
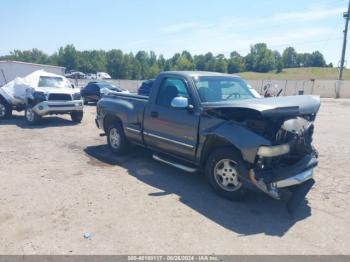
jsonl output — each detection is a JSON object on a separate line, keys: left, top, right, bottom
{"left": 268, "top": 7, "right": 344, "bottom": 23}
{"left": 162, "top": 22, "right": 201, "bottom": 33}
{"left": 149, "top": 6, "right": 342, "bottom": 58}
{"left": 160, "top": 7, "right": 344, "bottom": 34}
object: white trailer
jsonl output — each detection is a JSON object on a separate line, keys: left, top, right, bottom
{"left": 0, "top": 61, "right": 65, "bottom": 86}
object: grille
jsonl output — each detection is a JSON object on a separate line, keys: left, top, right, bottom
{"left": 48, "top": 94, "right": 72, "bottom": 101}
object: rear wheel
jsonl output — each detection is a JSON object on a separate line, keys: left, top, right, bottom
{"left": 0, "top": 99, "right": 12, "bottom": 119}
{"left": 205, "top": 147, "right": 247, "bottom": 201}
{"left": 106, "top": 122, "right": 128, "bottom": 154}
{"left": 25, "top": 105, "right": 41, "bottom": 125}
{"left": 71, "top": 111, "right": 83, "bottom": 123}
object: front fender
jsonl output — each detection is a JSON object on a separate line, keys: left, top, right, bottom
{"left": 200, "top": 122, "right": 272, "bottom": 164}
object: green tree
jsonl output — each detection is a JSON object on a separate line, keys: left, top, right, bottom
{"left": 157, "top": 55, "right": 166, "bottom": 72}
{"left": 282, "top": 47, "right": 298, "bottom": 68}
{"left": 246, "top": 43, "right": 275, "bottom": 72}
{"left": 57, "top": 45, "right": 79, "bottom": 71}
{"left": 136, "top": 51, "right": 151, "bottom": 79}
{"left": 274, "top": 51, "right": 283, "bottom": 73}
{"left": 227, "top": 51, "right": 245, "bottom": 73}
{"left": 194, "top": 55, "right": 206, "bottom": 71}
{"left": 214, "top": 54, "right": 228, "bottom": 73}
{"left": 0, "top": 44, "right": 330, "bottom": 79}
{"left": 310, "top": 51, "right": 326, "bottom": 67}
{"left": 106, "top": 49, "right": 124, "bottom": 78}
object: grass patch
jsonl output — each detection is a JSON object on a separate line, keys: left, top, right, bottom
{"left": 237, "top": 67, "right": 349, "bottom": 80}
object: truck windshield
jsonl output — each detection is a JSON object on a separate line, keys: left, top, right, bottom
{"left": 38, "top": 76, "right": 71, "bottom": 88}
{"left": 193, "top": 76, "right": 255, "bottom": 102}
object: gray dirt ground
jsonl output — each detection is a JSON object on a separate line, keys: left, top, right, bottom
{"left": 0, "top": 98, "right": 349, "bottom": 255}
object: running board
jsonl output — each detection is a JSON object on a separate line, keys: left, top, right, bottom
{"left": 152, "top": 154, "right": 198, "bottom": 173}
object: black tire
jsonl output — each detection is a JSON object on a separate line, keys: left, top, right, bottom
{"left": 205, "top": 147, "right": 247, "bottom": 201}
{"left": 71, "top": 111, "right": 83, "bottom": 123}
{"left": 83, "top": 97, "right": 88, "bottom": 105}
{"left": 106, "top": 122, "right": 128, "bottom": 154}
{"left": 0, "top": 98, "right": 12, "bottom": 119}
{"left": 25, "top": 104, "right": 41, "bottom": 125}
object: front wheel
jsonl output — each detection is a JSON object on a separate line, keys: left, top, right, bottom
{"left": 106, "top": 122, "right": 128, "bottom": 154}
{"left": 71, "top": 111, "right": 83, "bottom": 123}
{"left": 25, "top": 105, "right": 41, "bottom": 125}
{"left": 0, "top": 99, "right": 12, "bottom": 119}
{"left": 205, "top": 147, "right": 247, "bottom": 201}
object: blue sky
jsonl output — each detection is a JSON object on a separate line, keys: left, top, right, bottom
{"left": 0, "top": 0, "right": 347, "bottom": 64}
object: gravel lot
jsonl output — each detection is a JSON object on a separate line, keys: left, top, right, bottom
{"left": 0, "top": 98, "right": 349, "bottom": 255}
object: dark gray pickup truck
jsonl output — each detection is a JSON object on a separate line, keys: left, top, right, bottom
{"left": 95, "top": 71, "right": 320, "bottom": 214}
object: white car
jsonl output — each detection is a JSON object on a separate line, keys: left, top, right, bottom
{"left": 96, "top": 72, "right": 111, "bottom": 79}
{"left": 0, "top": 70, "right": 84, "bottom": 124}
{"left": 86, "top": 73, "right": 97, "bottom": 80}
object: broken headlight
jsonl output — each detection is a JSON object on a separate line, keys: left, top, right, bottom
{"left": 72, "top": 92, "right": 82, "bottom": 100}
{"left": 257, "top": 144, "right": 290, "bottom": 157}
{"left": 33, "top": 91, "right": 47, "bottom": 102}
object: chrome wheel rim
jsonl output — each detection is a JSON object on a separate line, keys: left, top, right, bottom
{"left": 214, "top": 159, "right": 242, "bottom": 191}
{"left": 0, "top": 103, "right": 5, "bottom": 118}
{"left": 109, "top": 128, "right": 121, "bottom": 149}
{"left": 26, "top": 108, "right": 34, "bottom": 122}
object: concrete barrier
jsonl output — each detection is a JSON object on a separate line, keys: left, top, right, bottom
{"left": 71, "top": 78, "right": 350, "bottom": 98}
{"left": 247, "top": 79, "right": 350, "bottom": 98}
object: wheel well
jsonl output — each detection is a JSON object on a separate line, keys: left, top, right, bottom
{"left": 200, "top": 135, "right": 241, "bottom": 167}
{"left": 103, "top": 114, "right": 122, "bottom": 132}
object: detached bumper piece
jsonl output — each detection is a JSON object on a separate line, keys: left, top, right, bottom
{"left": 254, "top": 154, "right": 318, "bottom": 184}
{"left": 251, "top": 154, "right": 318, "bottom": 215}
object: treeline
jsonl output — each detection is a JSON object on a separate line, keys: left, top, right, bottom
{"left": 0, "top": 43, "right": 331, "bottom": 80}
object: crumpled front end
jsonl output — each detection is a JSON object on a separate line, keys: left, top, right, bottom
{"left": 248, "top": 115, "right": 319, "bottom": 214}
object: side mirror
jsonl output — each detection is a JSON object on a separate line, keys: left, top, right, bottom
{"left": 171, "top": 96, "right": 189, "bottom": 109}
{"left": 71, "top": 84, "right": 75, "bottom": 89}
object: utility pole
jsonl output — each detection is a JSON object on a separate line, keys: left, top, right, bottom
{"left": 336, "top": 0, "right": 350, "bottom": 98}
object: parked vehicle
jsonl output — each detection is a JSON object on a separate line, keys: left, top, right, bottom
{"left": 86, "top": 73, "right": 97, "bottom": 80}
{"left": 0, "top": 70, "right": 83, "bottom": 124}
{"left": 137, "top": 79, "right": 155, "bottom": 96}
{"left": 65, "top": 71, "right": 86, "bottom": 79}
{"left": 96, "top": 72, "right": 111, "bottom": 80}
{"left": 95, "top": 71, "right": 320, "bottom": 214}
{"left": 81, "top": 81, "right": 127, "bottom": 104}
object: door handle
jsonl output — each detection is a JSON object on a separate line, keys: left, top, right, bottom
{"left": 151, "top": 111, "right": 159, "bottom": 118}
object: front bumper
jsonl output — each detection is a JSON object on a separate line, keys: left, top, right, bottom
{"left": 251, "top": 154, "right": 317, "bottom": 214}
{"left": 275, "top": 168, "right": 314, "bottom": 188}
{"left": 254, "top": 154, "right": 318, "bottom": 187}
{"left": 33, "top": 100, "right": 83, "bottom": 116}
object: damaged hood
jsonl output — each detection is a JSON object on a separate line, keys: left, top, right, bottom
{"left": 202, "top": 95, "right": 320, "bottom": 117}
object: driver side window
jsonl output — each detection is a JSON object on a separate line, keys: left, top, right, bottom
{"left": 156, "top": 77, "right": 189, "bottom": 107}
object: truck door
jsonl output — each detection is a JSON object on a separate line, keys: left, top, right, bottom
{"left": 143, "top": 76, "right": 199, "bottom": 161}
